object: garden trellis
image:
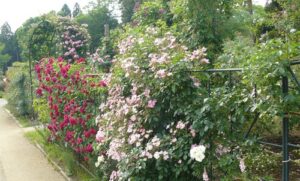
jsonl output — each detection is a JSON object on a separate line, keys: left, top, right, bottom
{"left": 28, "top": 20, "right": 56, "bottom": 118}
{"left": 191, "top": 60, "right": 300, "bottom": 181}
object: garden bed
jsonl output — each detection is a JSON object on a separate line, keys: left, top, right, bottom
{"left": 261, "top": 132, "right": 300, "bottom": 180}
{"left": 25, "top": 129, "right": 98, "bottom": 181}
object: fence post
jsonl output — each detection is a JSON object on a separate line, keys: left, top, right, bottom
{"left": 282, "top": 76, "right": 289, "bottom": 181}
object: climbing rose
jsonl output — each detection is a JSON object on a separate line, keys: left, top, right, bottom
{"left": 96, "top": 130, "right": 105, "bottom": 143}
{"left": 190, "top": 144, "right": 206, "bottom": 162}
{"left": 203, "top": 167, "right": 209, "bottom": 181}
{"left": 147, "top": 99, "right": 157, "bottom": 108}
{"left": 239, "top": 158, "right": 246, "bottom": 173}
{"left": 36, "top": 88, "right": 43, "bottom": 96}
{"left": 176, "top": 121, "right": 186, "bottom": 129}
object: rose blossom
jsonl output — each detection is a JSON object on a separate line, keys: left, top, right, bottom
{"left": 190, "top": 144, "right": 206, "bottom": 162}
{"left": 155, "top": 69, "right": 167, "bottom": 78}
{"left": 239, "top": 158, "right": 246, "bottom": 173}
{"left": 176, "top": 121, "right": 186, "bottom": 129}
{"left": 96, "top": 130, "right": 105, "bottom": 143}
{"left": 203, "top": 167, "right": 209, "bottom": 181}
{"left": 147, "top": 99, "right": 157, "bottom": 108}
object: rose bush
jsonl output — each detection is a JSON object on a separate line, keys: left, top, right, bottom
{"left": 93, "top": 22, "right": 253, "bottom": 180}
{"left": 57, "top": 17, "right": 90, "bottom": 62}
{"left": 35, "top": 57, "right": 107, "bottom": 159}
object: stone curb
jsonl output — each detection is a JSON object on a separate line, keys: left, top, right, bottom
{"left": 4, "top": 108, "right": 23, "bottom": 128}
{"left": 34, "top": 142, "right": 73, "bottom": 181}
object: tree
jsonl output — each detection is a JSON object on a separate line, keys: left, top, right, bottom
{"left": 170, "top": 0, "right": 241, "bottom": 61}
{"left": 58, "top": 4, "right": 72, "bottom": 17}
{"left": 0, "top": 43, "right": 11, "bottom": 73}
{"left": 73, "top": 3, "right": 82, "bottom": 18}
{"left": 15, "top": 16, "right": 44, "bottom": 60}
{"left": 0, "top": 22, "right": 20, "bottom": 65}
{"left": 119, "top": 0, "right": 143, "bottom": 23}
{"left": 247, "top": 0, "right": 253, "bottom": 14}
{"left": 0, "top": 22, "right": 13, "bottom": 41}
{"left": 76, "top": 6, "right": 118, "bottom": 52}
{"left": 119, "top": 0, "right": 136, "bottom": 23}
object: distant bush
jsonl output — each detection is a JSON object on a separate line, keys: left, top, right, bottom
{"left": 0, "top": 81, "right": 5, "bottom": 91}
{"left": 5, "top": 62, "right": 32, "bottom": 116}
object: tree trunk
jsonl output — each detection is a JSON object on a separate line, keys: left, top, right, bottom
{"left": 247, "top": 0, "right": 253, "bottom": 15}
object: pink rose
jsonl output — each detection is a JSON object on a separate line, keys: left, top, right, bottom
{"left": 96, "top": 130, "right": 105, "bottom": 143}
{"left": 147, "top": 99, "right": 157, "bottom": 108}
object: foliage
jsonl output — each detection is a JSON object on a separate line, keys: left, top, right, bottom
{"left": 169, "top": 0, "right": 245, "bottom": 61}
{"left": 72, "top": 3, "right": 82, "bottom": 18}
{"left": 58, "top": 4, "right": 72, "bottom": 17}
{"left": 0, "top": 43, "right": 11, "bottom": 73}
{"left": 28, "top": 19, "right": 57, "bottom": 61}
{"left": 15, "top": 16, "right": 45, "bottom": 60}
{"left": 132, "top": 1, "right": 168, "bottom": 26}
{"left": 76, "top": 5, "right": 118, "bottom": 52}
{"left": 5, "top": 62, "right": 31, "bottom": 116}
{"left": 217, "top": 29, "right": 300, "bottom": 128}
{"left": 118, "top": 0, "right": 142, "bottom": 23}
{"left": 15, "top": 12, "right": 60, "bottom": 61}
{"left": 256, "top": 0, "right": 300, "bottom": 40}
{"left": 0, "top": 22, "right": 20, "bottom": 67}
{"left": 245, "top": 148, "right": 280, "bottom": 177}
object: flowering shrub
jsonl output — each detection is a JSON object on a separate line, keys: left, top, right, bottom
{"left": 58, "top": 17, "right": 90, "bottom": 62}
{"left": 93, "top": 24, "right": 229, "bottom": 180}
{"left": 88, "top": 48, "right": 112, "bottom": 72}
{"left": 133, "top": 1, "right": 168, "bottom": 26}
{"left": 35, "top": 57, "right": 106, "bottom": 158}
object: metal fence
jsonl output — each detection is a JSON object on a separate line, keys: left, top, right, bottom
{"left": 191, "top": 60, "right": 300, "bottom": 181}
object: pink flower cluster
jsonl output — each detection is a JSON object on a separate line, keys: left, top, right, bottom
{"left": 93, "top": 30, "right": 211, "bottom": 178}
{"left": 59, "top": 20, "right": 90, "bottom": 62}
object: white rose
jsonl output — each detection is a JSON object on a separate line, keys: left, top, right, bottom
{"left": 154, "top": 152, "right": 160, "bottom": 159}
{"left": 190, "top": 145, "right": 206, "bottom": 162}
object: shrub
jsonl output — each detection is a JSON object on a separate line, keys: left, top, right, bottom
{"left": 5, "top": 62, "right": 32, "bottom": 116}
{"left": 35, "top": 57, "right": 107, "bottom": 159}
{"left": 93, "top": 25, "right": 253, "bottom": 180}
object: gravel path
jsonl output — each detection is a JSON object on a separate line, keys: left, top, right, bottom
{"left": 0, "top": 99, "right": 65, "bottom": 181}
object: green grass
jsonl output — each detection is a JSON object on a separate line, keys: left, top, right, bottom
{"left": 25, "top": 130, "right": 98, "bottom": 181}
{"left": 4, "top": 104, "right": 32, "bottom": 127}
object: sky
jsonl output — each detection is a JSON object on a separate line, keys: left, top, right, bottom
{"left": 0, "top": 0, "right": 268, "bottom": 32}
{"left": 0, "top": 0, "right": 92, "bottom": 32}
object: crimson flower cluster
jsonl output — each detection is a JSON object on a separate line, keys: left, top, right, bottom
{"left": 35, "top": 57, "right": 106, "bottom": 158}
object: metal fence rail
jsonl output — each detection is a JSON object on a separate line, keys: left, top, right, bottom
{"left": 190, "top": 59, "right": 300, "bottom": 181}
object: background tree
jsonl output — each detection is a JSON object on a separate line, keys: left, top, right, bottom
{"left": 170, "top": 0, "right": 251, "bottom": 62}
{"left": 72, "top": 2, "right": 82, "bottom": 18}
{"left": 58, "top": 4, "right": 72, "bottom": 17}
{"left": 119, "top": 0, "right": 136, "bottom": 23}
{"left": 15, "top": 16, "right": 46, "bottom": 60}
{"left": 246, "top": 0, "right": 253, "bottom": 14}
{"left": 76, "top": 5, "right": 118, "bottom": 52}
{"left": 0, "top": 43, "right": 11, "bottom": 74}
{"left": 0, "top": 22, "right": 20, "bottom": 66}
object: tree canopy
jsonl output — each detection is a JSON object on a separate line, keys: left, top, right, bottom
{"left": 58, "top": 4, "right": 72, "bottom": 17}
